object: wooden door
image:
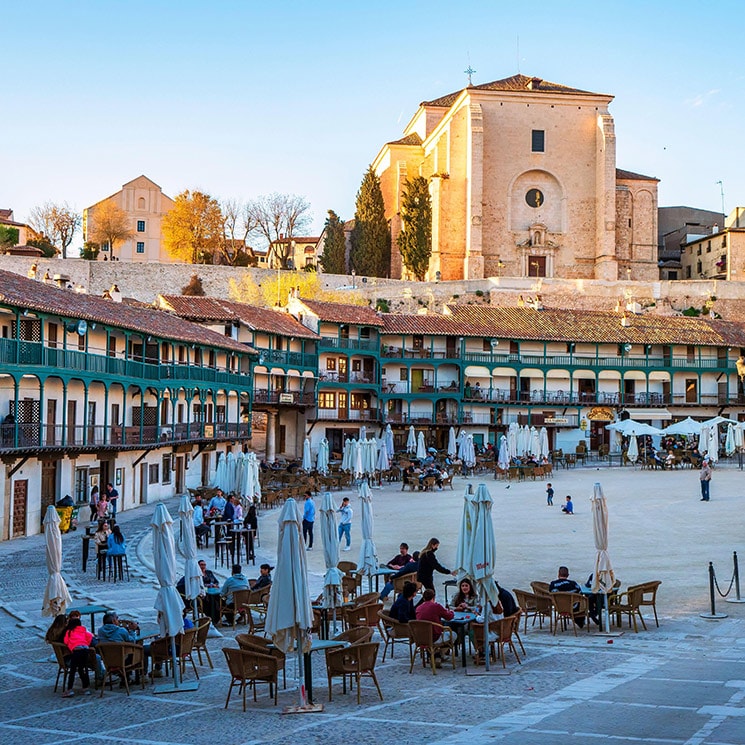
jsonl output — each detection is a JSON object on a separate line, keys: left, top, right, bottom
{"left": 12, "top": 479, "right": 27, "bottom": 537}
{"left": 46, "top": 398, "right": 57, "bottom": 446}
{"left": 140, "top": 463, "right": 148, "bottom": 505}
{"left": 175, "top": 456, "right": 185, "bottom": 494}
{"left": 40, "top": 461, "right": 57, "bottom": 515}
{"left": 67, "top": 400, "right": 77, "bottom": 445}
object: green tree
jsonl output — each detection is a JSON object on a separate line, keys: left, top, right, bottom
{"left": 0, "top": 226, "right": 19, "bottom": 252}
{"left": 319, "top": 210, "right": 346, "bottom": 274}
{"left": 350, "top": 167, "right": 390, "bottom": 277}
{"left": 397, "top": 176, "right": 432, "bottom": 280}
{"left": 162, "top": 190, "right": 224, "bottom": 264}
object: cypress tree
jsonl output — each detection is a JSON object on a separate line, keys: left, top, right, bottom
{"left": 397, "top": 176, "right": 432, "bottom": 281}
{"left": 350, "top": 166, "right": 390, "bottom": 277}
{"left": 319, "top": 210, "right": 347, "bottom": 274}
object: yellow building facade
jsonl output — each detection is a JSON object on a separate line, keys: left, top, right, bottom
{"left": 372, "top": 74, "right": 659, "bottom": 282}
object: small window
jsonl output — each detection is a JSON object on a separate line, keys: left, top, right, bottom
{"left": 137, "top": 220, "right": 145, "bottom": 232}
{"left": 149, "top": 464, "right": 159, "bottom": 484}
{"left": 326, "top": 357, "right": 336, "bottom": 371}
{"left": 352, "top": 359, "right": 361, "bottom": 372}
{"left": 136, "top": 242, "right": 145, "bottom": 253}
{"left": 161, "top": 455, "right": 172, "bottom": 485}
{"left": 412, "top": 335, "right": 424, "bottom": 350}
{"left": 685, "top": 266, "right": 691, "bottom": 279}
{"left": 706, "top": 241, "right": 711, "bottom": 253}
{"left": 482, "top": 338, "right": 492, "bottom": 352}
{"left": 531, "top": 129, "right": 545, "bottom": 152}
{"left": 318, "top": 392, "right": 335, "bottom": 408}
{"left": 360, "top": 327, "right": 370, "bottom": 339}
{"left": 101, "top": 242, "right": 109, "bottom": 252}
{"left": 400, "top": 367, "right": 408, "bottom": 381}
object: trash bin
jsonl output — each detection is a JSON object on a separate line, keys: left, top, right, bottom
{"left": 55, "top": 506, "right": 74, "bottom": 533}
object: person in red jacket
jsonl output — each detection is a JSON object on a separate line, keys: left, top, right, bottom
{"left": 62, "top": 617, "right": 95, "bottom": 697}
{"left": 415, "top": 588, "right": 454, "bottom": 641}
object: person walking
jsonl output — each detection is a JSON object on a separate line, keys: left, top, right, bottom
{"left": 700, "top": 458, "right": 712, "bottom": 501}
{"left": 302, "top": 491, "right": 315, "bottom": 550}
{"left": 89, "top": 485, "right": 99, "bottom": 522}
{"left": 337, "top": 497, "right": 353, "bottom": 551}
{"left": 546, "top": 482, "right": 554, "bottom": 506}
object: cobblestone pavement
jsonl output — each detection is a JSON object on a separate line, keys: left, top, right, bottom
{"left": 1, "top": 465, "right": 744, "bottom": 745}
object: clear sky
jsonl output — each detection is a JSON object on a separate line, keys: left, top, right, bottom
{"left": 4, "top": 1, "right": 743, "bottom": 245}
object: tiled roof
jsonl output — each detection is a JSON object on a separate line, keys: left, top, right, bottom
{"left": 382, "top": 314, "right": 482, "bottom": 336}
{"left": 445, "top": 305, "right": 745, "bottom": 347}
{"left": 421, "top": 74, "right": 601, "bottom": 108}
{"left": 616, "top": 168, "right": 659, "bottom": 182}
{"left": 0, "top": 270, "right": 253, "bottom": 354}
{"left": 270, "top": 237, "right": 320, "bottom": 244}
{"left": 387, "top": 133, "right": 423, "bottom": 147}
{"left": 297, "top": 298, "right": 383, "bottom": 327}
{"left": 0, "top": 209, "right": 12, "bottom": 219}
{"left": 158, "top": 295, "right": 319, "bottom": 339}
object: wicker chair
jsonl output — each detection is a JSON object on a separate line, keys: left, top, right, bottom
{"left": 333, "top": 627, "right": 374, "bottom": 645}
{"left": 377, "top": 610, "right": 413, "bottom": 662}
{"left": 193, "top": 616, "right": 213, "bottom": 669}
{"left": 550, "top": 592, "right": 589, "bottom": 636}
{"left": 352, "top": 592, "right": 380, "bottom": 608}
{"left": 408, "top": 620, "right": 456, "bottom": 675}
{"left": 344, "top": 602, "right": 383, "bottom": 632}
{"left": 637, "top": 580, "right": 662, "bottom": 627}
{"left": 97, "top": 642, "right": 146, "bottom": 696}
{"left": 325, "top": 641, "right": 383, "bottom": 704}
{"left": 149, "top": 627, "right": 200, "bottom": 680}
{"left": 222, "top": 647, "right": 278, "bottom": 710}
{"left": 513, "top": 588, "right": 546, "bottom": 631}
{"left": 609, "top": 584, "right": 647, "bottom": 632}
{"left": 236, "top": 633, "right": 286, "bottom": 688}
{"left": 49, "top": 641, "right": 73, "bottom": 692}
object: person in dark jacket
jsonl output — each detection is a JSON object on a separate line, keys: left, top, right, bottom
{"left": 416, "top": 538, "right": 456, "bottom": 598}
{"left": 389, "top": 581, "right": 418, "bottom": 623}
{"left": 379, "top": 551, "right": 420, "bottom": 600}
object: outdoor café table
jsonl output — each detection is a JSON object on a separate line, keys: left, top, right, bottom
{"left": 607, "top": 453, "right": 623, "bottom": 467}
{"left": 360, "top": 566, "right": 396, "bottom": 593}
{"left": 81, "top": 530, "right": 94, "bottom": 572}
{"left": 228, "top": 526, "right": 256, "bottom": 565}
{"left": 69, "top": 604, "right": 111, "bottom": 633}
{"left": 312, "top": 602, "right": 354, "bottom": 640}
{"left": 580, "top": 585, "right": 617, "bottom": 632}
{"left": 445, "top": 611, "right": 477, "bottom": 668}
{"left": 304, "top": 638, "right": 348, "bottom": 705}
{"left": 203, "top": 588, "right": 222, "bottom": 625}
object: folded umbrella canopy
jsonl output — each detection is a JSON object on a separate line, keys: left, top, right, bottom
{"left": 302, "top": 437, "right": 313, "bottom": 471}
{"left": 497, "top": 435, "right": 510, "bottom": 470}
{"left": 357, "top": 481, "right": 378, "bottom": 587}
{"left": 265, "top": 499, "right": 314, "bottom": 708}
{"left": 316, "top": 438, "right": 329, "bottom": 475}
{"left": 376, "top": 439, "right": 390, "bottom": 473}
{"left": 42, "top": 506, "right": 72, "bottom": 618}
{"left": 454, "top": 484, "right": 475, "bottom": 580}
{"left": 591, "top": 483, "right": 615, "bottom": 632}
{"left": 539, "top": 427, "right": 550, "bottom": 459}
{"left": 407, "top": 425, "right": 416, "bottom": 453}
{"left": 448, "top": 427, "right": 457, "bottom": 458}
{"left": 385, "top": 424, "right": 395, "bottom": 458}
{"left": 320, "top": 492, "right": 343, "bottom": 610}
{"left": 626, "top": 433, "right": 639, "bottom": 463}
{"left": 416, "top": 431, "right": 427, "bottom": 460}
{"left": 177, "top": 496, "right": 204, "bottom": 620}
{"left": 726, "top": 423, "right": 736, "bottom": 456}
{"left": 213, "top": 452, "right": 228, "bottom": 489}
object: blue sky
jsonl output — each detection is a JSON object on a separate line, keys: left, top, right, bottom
{"left": 4, "top": 1, "right": 742, "bottom": 243}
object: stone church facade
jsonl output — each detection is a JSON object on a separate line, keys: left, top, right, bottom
{"left": 371, "top": 74, "right": 659, "bottom": 282}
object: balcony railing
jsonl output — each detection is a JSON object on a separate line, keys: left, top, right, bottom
{"left": 258, "top": 348, "right": 317, "bottom": 368}
{"left": 319, "top": 337, "right": 378, "bottom": 352}
{"left": 252, "top": 389, "right": 316, "bottom": 406}
{"left": 0, "top": 421, "right": 251, "bottom": 451}
{"left": 0, "top": 338, "right": 251, "bottom": 387}
{"left": 461, "top": 351, "right": 727, "bottom": 370}
{"left": 315, "top": 408, "right": 381, "bottom": 422}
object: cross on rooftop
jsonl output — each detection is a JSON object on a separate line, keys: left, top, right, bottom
{"left": 464, "top": 65, "right": 476, "bottom": 85}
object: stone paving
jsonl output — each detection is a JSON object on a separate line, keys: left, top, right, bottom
{"left": 1, "top": 461, "right": 744, "bottom": 745}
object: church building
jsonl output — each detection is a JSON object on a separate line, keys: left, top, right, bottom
{"left": 371, "top": 74, "right": 659, "bottom": 282}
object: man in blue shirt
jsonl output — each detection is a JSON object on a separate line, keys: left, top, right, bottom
{"left": 220, "top": 564, "right": 249, "bottom": 625}
{"left": 97, "top": 612, "right": 138, "bottom": 643}
{"left": 208, "top": 489, "right": 227, "bottom": 515}
{"left": 192, "top": 497, "right": 209, "bottom": 544}
{"left": 302, "top": 491, "right": 315, "bottom": 550}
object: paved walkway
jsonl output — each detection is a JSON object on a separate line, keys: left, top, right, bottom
{"left": 1, "top": 462, "right": 744, "bottom": 745}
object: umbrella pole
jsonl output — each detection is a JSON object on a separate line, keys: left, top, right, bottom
{"left": 297, "top": 634, "right": 307, "bottom": 707}
{"left": 171, "top": 636, "right": 181, "bottom": 688}
{"left": 483, "top": 587, "right": 490, "bottom": 672}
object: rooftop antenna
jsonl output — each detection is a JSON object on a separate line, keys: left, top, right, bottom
{"left": 716, "top": 180, "right": 725, "bottom": 218}
{"left": 517, "top": 35, "right": 520, "bottom": 73}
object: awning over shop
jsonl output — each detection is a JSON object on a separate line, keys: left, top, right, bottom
{"left": 621, "top": 408, "right": 671, "bottom": 420}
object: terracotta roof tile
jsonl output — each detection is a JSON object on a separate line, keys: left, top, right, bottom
{"left": 445, "top": 305, "right": 745, "bottom": 347}
{"left": 387, "top": 133, "right": 423, "bottom": 147}
{"left": 421, "top": 74, "right": 602, "bottom": 108}
{"left": 382, "top": 313, "right": 481, "bottom": 336}
{"left": 0, "top": 270, "right": 253, "bottom": 354}
{"left": 159, "top": 295, "right": 319, "bottom": 339}
{"left": 297, "top": 298, "right": 383, "bottom": 327}
{"left": 616, "top": 168, "right": 659, "bottom": 182}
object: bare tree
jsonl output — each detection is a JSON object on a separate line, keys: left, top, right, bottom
{"left": 247, "top": 193, "right": 311, "bottom": 268}
{"left": 28, "top": 201, "right": 81, "bottom": 258}
{"left": 219, "top": 198, "right": 259, "bottom": 265}
{"left": 87, "top": 201, "right": 134, "bottom": 259}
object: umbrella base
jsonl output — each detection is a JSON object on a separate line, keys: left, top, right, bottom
{"left": 154, "top": 681, "right": 200, "bottom": 694}
{"left": 466, "top": 668, "right": 510, "bottom": 676}
{"left": 699, "top": 612, "right": 728, "bottom": 619}
{"left": 282, "top": 703, "right": 325, "bottom": 714}
{"left": 725, "top": 598, "right": 745, "bottom": 604}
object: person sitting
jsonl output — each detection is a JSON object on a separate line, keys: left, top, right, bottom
{"left": 61, "top": 616, "right": 95, "bottom": 697}
{"left": 387, "top": 542, "right": 413, "bottom": 570}
{"left": 106, "top": 525, "right": 127, "bottom": 575}
{"left": 496, "top": 583, "right": 519, "bottom": 618}
{"left": 549, "top": 565, "right": 585, "bottom": 628}
{"left": 389, "top": 581, "right": 418, "bottom": 623}
{"left": 97, "top": 612, "right": 138, "bottom": 644}
{"left": 220, "top": 563, "right": 250, "bottom": 625}
{"left": 452, "top": 578, "right": 480, "bottom": 613}
{"left": 198, "top": 559, "right": 219, "bottom": 588}
{"left": 664, "top": 450, "right": 676, "bottom": 469}
{"left": 250, "top": 563, "right": 273, "bottom": 591}
{"left": 208, "top": 489, "right": 227, "bottom": 515}
{"left": 561, "top": 496, "right": 574, "bottom": 514}
{"left": 380, "top": 551, "right": 420, "bottom": 600}
{"left": 415, "top": 588, "right": 454, "bottom": 642}
{"left": 192, "top": 497, "right": 210, "bottom": 544}
{"left": 93, "top": 520, "right": 110, "bottom": 556}
{"left": 222, "top": 496, "right": 235, "bottom": 522}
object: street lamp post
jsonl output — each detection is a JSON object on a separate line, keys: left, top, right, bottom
{"left": 351, "top": 269, "right": 356, "bottom": 289}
